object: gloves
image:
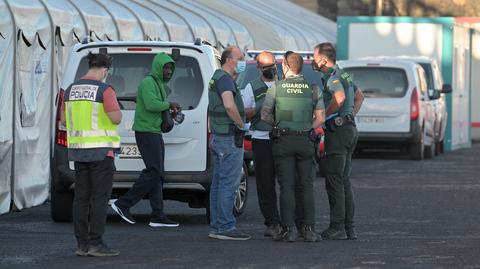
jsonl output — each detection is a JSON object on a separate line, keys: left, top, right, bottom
{"left": 236, "top": 125, "right": 250, "bottom": 132}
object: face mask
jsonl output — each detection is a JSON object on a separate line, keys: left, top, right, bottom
{"left": 236, "top": 61, "right": 246, "bottom": 73}
{"left": 262, "top": 67, "right": 276, "bottom": 80}
{"left": 102, "top": 70, "right": 109, "bottom": 83}
{"left": 311, "top": 60, "right": 321, "bottom": 71}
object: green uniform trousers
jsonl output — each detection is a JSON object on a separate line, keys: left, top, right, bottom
{"left": 273, "top": 135, "right": 316, "bottom": 227}
{"left": 324, "top": 124, "right": 358, "bottom": 230}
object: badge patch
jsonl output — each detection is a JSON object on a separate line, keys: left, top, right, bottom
{"left": 69, "top": 85, "right": 99, "bottom": 101}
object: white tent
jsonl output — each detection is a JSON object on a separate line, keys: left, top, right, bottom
{"left": 0, "top": 0, "right": 335, "bottom": 214}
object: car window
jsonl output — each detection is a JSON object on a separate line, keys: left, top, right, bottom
{"left": 417, "top": 67, "right": 427, "bottom": 96}
{"left": 236, "top": 61, "right": 323, "bottom": 90}
{"left": 344, "top": 67, "right": 408, "bottom": 98}
{"left": 75, "top": 53, "right": 204, "bottom": 110}
{"left": 419, "top": 63, "right": 434, "bottom": 90}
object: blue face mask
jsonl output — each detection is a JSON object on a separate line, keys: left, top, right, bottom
{"left": 236, "top": 61, "right": 246, "bottom": 73}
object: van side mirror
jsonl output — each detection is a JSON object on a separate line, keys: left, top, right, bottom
{"left": 428, "top": 89, "right": 441, "bottom": 100}
{"left": 441, "top": 84, "right": 452, "bottom": 94}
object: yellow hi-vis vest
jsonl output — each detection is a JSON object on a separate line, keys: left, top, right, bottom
{"left": 64, "top": 79, "right": 120, "bottom": 149}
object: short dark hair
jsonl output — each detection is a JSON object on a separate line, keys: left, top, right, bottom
{"left": 314, "top": 43, "right": 336, "bottom": 63}
{"left": 220, "top": 47, "right": 234, "bottom": 66}
{"left": 283, "top": 51, "right": 303, "bottom": 74}
{"left": 87, "top": 52, "right": 112, "bottom": 69}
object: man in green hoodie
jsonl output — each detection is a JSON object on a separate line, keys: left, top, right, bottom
{"left": 111, "top": 52, "right": 181, "bottom": 228}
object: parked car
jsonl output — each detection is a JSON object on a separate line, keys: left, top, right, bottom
{"left": 236, "top": 51, "right": 325, "bottom": 175}
{"left": 51, "top": 39, "right": 248, "bottom": 222}
{"left": 338, "top": 58, "right": 440, "bottom": 160}
{"left": 393, "top": 56, "right": 452, "bottom": 154}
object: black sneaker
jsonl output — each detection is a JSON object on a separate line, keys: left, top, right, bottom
{"left": 303, "top": 225, "right": 320, "bottom": 242}
{"left": 87, "top": 243, "right": 119, "bottom": 257}
{"left": 320, "top": 227, "right": 347, "bottom": 240}
{"left": 273, "top": 226, "right": 296, "bottom": 242}
{"left": 149, "top": 218, "right": 179, "bottom": 228}
{"left": 111, "top": 200, "right": 136, "bottom": 224}
{"left": 215, "top": 229, "right": 251, "bottom": 241}
{"left": 75, "top": 244, "right": 88, "bottom": 257}
{"left": 264, "top": 224, "right": 281, "bottom": 237}
{"left": 346, "top": 227, "right": 358, "bottom": 240}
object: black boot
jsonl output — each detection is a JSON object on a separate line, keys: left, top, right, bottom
{"left": 303, "top": 225, "right": 320, "bottom": 242}
{"left": 273, "top": 226, "right": 297, "bottom": 242}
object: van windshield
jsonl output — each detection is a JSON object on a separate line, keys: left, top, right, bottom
{"left": 75, "top": 53, "right": 204, "bottom": 110}
{"left": 343, "top": 67, "right": 408, "bottom": 98}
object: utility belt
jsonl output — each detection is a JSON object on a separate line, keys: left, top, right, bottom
{"left": 325, "top": 114, "right": 356, "bottom": 133}
{"left": 228, "top": 125, "right": 244, "bottom": 148}
{"left": 270, "top": 127, "right": 315, "bottom": 141}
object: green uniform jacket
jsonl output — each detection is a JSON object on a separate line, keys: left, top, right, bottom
{"left": 133, "top": 53, "right": 175, "bottom": 133}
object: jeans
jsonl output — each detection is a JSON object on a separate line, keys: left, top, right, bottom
{"left": 115, "top": 132, "right": 166, "bottom": 220}
{"left": 209, "top": 134, "right": 243, "bottom": 233}
{"left": 73, "top": 156, "right": 115, "bottom": 246}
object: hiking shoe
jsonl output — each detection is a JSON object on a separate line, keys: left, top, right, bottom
{"left": 149, "top": 218, "right": 179, "bottom": 228}
{"left": 111, "top": 200, "right": 135, "bottom": 224}
{"left": 264, "top": 224, "right": 281, "bottom": 237}
{"left": 215, "top": 229, "right": 251, "bottom": 241}
{"left": 75, "top": 244, "right": 88, "bottom": 257}
{"left": 303, "top": 225, "right": 320, "bottom": 242}
{"left": 273, "top": 226, "right": 297, "bottom": 242}
{"left": 320, "top": 227, "right": 347, "bottom": 240}
{"left": 346, "top": 227, "right": 358, "bottom": 240}
{"left": 87, "top": 244, "right": 119, "bottom": 257}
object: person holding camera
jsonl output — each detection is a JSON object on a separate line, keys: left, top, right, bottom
{"left": 207, "top": 46, "right": 250, "bottom": 241}
{"left": 111, "top": 52, "right": 181, "bottom": 228}
{"left": 261, "top": 51, "right": 325, "bottom": 242}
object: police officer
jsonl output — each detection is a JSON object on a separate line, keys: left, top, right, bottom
{"left": 261, "top": 51, "right": 325, "bottom": 242}
{"left": 208, "top": 46, "right": 251, "bottom": 241}
{"left": 311, "top": 43, "right": 364, "bottom": 240}
{"left": 61, "top": 52, "right": 121, "bottom": 256}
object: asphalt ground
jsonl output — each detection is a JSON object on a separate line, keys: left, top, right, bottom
{"left": 1, "top": 144, "right": 480, "bottom": 269}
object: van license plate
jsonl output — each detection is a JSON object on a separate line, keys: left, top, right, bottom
{"left": 358, "top": 117, "right": 384, "bottom": 124}
{"left": 119, "top": 144, "right": 141, "bottom": 159}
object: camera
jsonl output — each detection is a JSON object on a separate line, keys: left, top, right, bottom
{"left": 173, "top": 111, "right": 185, "bottom": 124}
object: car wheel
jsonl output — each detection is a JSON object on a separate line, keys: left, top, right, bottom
{"left": 409, "top": 126, "right": 425, "bottom": 160}
{"left": 233, "top": 162, "right": 248, "bottom": 217}
{"left": 50, "top": 185, "right": 73, "bottom": 222}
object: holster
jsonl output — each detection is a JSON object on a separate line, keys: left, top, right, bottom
{"left": 233, "top": 127, "right": 244, "bottom": 148}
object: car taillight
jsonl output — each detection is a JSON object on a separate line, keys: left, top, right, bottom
{"left": 56, "top": 88, "right": 67, "bottom": 147}
{"left": 243, "top": 136, "right": 252, "bottom": 152}
{"left": 410, "top": 87, "right": 419, "bottom": 121}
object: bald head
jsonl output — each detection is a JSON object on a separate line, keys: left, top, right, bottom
{"left": 256, "top": 51, "right": 275, "bottom": 68}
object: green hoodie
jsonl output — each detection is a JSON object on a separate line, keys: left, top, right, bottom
{"left": 133, "top": 53, "right": 175, "bottom": 133}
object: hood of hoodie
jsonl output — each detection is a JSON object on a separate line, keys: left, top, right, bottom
{"left": 151, "top": 52, "right": 175, "bottom": 83}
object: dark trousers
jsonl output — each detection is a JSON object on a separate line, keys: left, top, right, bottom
{"left": 324, "top": 125, "right": 358, "bottom": 230}
{"left": 73, "top": 157, "right": 115, "bottom": 246}
{"left": 273, "top": 135, "right": 316, "bottom": 227}
{"left": 115, "top": 132, "right": 166, "bottom": 220}
{"left": 252, "top": 138, "right": 280, "bottom": 226}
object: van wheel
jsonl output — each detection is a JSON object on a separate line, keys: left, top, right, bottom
{"left": 425, "top": 141, "right": 435, "bottom": 159}
{"left": 50, "top": 186, "right": 73, "bottom": 222}
{"left": 409, "top": 127, "right": 425, "bottom": 160}
{"left": 233, "top": 163, "right": 248, "bottom": 217}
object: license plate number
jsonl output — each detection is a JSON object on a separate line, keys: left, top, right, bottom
{"left": 357, "top": 117, "right": 385, "bottom": 124}
{"left": 119, "top": 144, "right": 141, "bottom": 159}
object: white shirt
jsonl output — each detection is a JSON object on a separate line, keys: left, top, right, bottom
{"left": 241, "top": 80, "right": 275, "bottom": 140}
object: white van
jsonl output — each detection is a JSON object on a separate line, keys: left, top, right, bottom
{"left": 51, "top": 40, "right": 248, "bottom": 222}
{"left": 338, "top": 58, "right": 439, "bottom": 160}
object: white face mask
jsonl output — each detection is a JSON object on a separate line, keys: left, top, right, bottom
{"left": 102, "top": 68, "right": 109, "bottom": 83}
